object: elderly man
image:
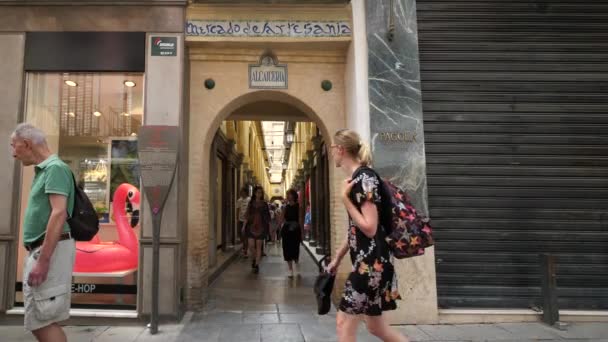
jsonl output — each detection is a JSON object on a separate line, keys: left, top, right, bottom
{"left": 11, "top": 123, "right": 75, "bottom": 342}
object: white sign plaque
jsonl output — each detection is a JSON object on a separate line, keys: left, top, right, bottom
{"left": 249, "top": 54, "right": 287, "bottom": 89}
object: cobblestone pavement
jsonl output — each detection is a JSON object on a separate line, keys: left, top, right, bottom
{"left": 2, "top": 244, "right": 607, "bottom": 341}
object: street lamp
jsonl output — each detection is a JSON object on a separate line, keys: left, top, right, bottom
{"left": 285, "top": 131, "right": 294, "bottom": 144}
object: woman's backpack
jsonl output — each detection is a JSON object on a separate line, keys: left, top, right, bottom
{"left": 362, "top": 167, "right": 435, "bottom": 259}
{"left": 381, "top": 180, "right": 434, "bottom": 258}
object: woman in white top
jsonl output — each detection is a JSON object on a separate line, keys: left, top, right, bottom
{"left": 236, "top": 187, "right": 250, "bottom": 257}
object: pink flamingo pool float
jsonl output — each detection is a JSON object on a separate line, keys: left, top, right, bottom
{"left": 73, "top": 183, "right": 140, "bottom": 274}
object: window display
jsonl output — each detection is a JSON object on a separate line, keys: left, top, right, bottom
{"left": 15, "top": 72, "right": 144, "bottom": 309}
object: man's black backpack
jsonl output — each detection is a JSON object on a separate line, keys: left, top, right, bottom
{"left": 67, "top": 173, "right": 99, "bottom": 241}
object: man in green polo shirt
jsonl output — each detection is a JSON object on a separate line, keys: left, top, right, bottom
{"left": 11, "top": 123, "right": 75, "bottom": 342}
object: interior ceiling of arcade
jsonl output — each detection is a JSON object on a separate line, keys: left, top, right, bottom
{"left": 219, "top": 118, "right": 318, "bottom": 187}
{"left": 227, "top": 101, "right": 310, "bottom": 123}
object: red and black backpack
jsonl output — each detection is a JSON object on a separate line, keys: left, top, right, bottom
{"left": 362, "top": 167, "right": 435, "bottom": 259}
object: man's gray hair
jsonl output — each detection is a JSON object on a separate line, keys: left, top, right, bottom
{"left": 12, "top": 123, "right": 48, "bottom": 146}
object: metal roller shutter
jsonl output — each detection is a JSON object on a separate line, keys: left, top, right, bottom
{"left": 417, "top": 0, "right": 608, "bottom": 309}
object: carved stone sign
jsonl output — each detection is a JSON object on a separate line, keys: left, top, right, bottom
{"left": 186, "top": 20, "right": 351, "bottom": 38}
{"left": 138, "top": 126, "right": 179, "bottom": 216}
{"left": 378, "top": 130, "right": 418, "bottom": 143}
{"left": 249, "top": 53, "right": 287, "bottom": 89}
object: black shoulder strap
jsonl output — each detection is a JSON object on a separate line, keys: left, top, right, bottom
{"left": 363, "top": 167, "right": 394, "bottom": 234}
{"left": 67, "top": 171, "right": 78, "bottom": 219}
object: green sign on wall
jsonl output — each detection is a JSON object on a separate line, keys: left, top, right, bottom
{"left": 151, "top": 36, "right": 177, "bottom": 57}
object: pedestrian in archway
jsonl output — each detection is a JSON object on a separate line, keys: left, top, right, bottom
{"left": 327, "top": 129, "right": 409, "bottom": 342}
{"left": 268, "top": 203, "right": 279, "bottom": 244}
{"left": 236, "top": 187, "right": 251, "bottom": 257}
{"left": 280, "top": 189, "right": 302, "bottom": 278}
{"left": 243, "top": 186, "right": 270, "bottom": 274}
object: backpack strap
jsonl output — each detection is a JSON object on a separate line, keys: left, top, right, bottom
{"left": 67, "top": 171, "right": 78, "bottom": 219}
{"left": 358, "top": 167, "right": 393, "bottom": 234}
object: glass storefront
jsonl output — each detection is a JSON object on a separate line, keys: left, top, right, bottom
{"left": 15, "top": 72, "right": 144, "bottom": 309}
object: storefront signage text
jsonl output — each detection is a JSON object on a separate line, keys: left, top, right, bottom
{"left": 186, "top": 20, "right": 351, "bottom": 38}
{"left": 249, "top": 54, "right": 287, "bottom": 89}
{"left": 16, "top": 282, "right": 137, "bottom": 295}
{"left": 151, "top": 36, "right": 177, "bottom": 57}
{"left": 379, "top": 131, "right": 418, "bottom": 143}
{"left": 70, "top": 283, "right": 137, "bottom": 294}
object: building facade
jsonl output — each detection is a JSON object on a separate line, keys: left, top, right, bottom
{"left": 0, "top": 0, "right": 606, "bottom": 325}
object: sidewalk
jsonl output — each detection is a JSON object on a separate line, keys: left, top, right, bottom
{"left": 3, "top": 245, "right": 606, "bottom": 341}
{"left": 1, "top": 321, "right": 606, "bottom": 342}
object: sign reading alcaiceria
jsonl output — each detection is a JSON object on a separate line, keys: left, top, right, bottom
{"left": 249, "top": 53, "right": 287, "bottom": 89}
{"left": 186, "top": 20, "right": 351, "bottom": 38}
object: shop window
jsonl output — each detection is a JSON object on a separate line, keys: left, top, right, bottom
{"left": 15, "top": 72, "right": 144, "bottom": 310}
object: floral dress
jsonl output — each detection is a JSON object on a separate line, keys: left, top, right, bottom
{"left": 246, "top": 200, "right": 270, "bottom": 240}
{"left": 338, "top": 167, "right": 400, "bottom": 316}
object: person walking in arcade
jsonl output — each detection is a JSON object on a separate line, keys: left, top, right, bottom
{"left": 242, "top": 186, "right": 270, "bottom": 274}
{"left": 236, "top": 187, "right": 251, "bottom": 257}
{"left": 326, "top": 129, "right": 409, "bottom": 342}
{"left": 280, "top": 189, "right": 302, "bottom": 278}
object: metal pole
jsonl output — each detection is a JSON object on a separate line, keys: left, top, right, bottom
{"left": 540, "top": 254, "right": 559, "bottom": 326}
{"left": 149, "top": 213, "right": 162, "bottom": 334}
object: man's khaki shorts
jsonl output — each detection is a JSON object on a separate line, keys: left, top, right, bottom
{"left": 23, "top": 239, "right": 75, "bottom": 331}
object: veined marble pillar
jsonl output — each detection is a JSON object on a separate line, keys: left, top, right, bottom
{"left": 365, "top": 0, "right": 439, "bottom": 324}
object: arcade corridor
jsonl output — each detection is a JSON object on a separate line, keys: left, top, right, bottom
{"left": 176, "top": 244, "right": 336, "bottom": 341}
{"left": 175, "top": 244, "right": 408, "bottom": 342}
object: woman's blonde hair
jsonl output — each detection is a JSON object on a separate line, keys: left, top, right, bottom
{"left": 334, "top": 129, "right": 372, "bottom": 166}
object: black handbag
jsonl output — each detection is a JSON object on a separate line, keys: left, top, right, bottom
{"left": 313, "top": 255, "right": 335, "bottom": 315}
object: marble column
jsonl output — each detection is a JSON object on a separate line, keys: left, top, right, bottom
{"left": 365, "top": 0, "right": 439, "bottom": 324}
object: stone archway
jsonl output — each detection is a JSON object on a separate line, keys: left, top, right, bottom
{"left": 186, "top": 45, "right": 348, "bottom": 307}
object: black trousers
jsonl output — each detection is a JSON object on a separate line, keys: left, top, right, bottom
{"left": 281, "top": 222, "right": 301, "bottom": 262}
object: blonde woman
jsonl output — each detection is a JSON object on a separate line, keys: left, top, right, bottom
{"left": 327, "top": 129, "right": 409, "bottom": 342}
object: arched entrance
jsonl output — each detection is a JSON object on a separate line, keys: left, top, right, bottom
{"left": 186, "top": 43, "right": 348, "bottom": 308}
